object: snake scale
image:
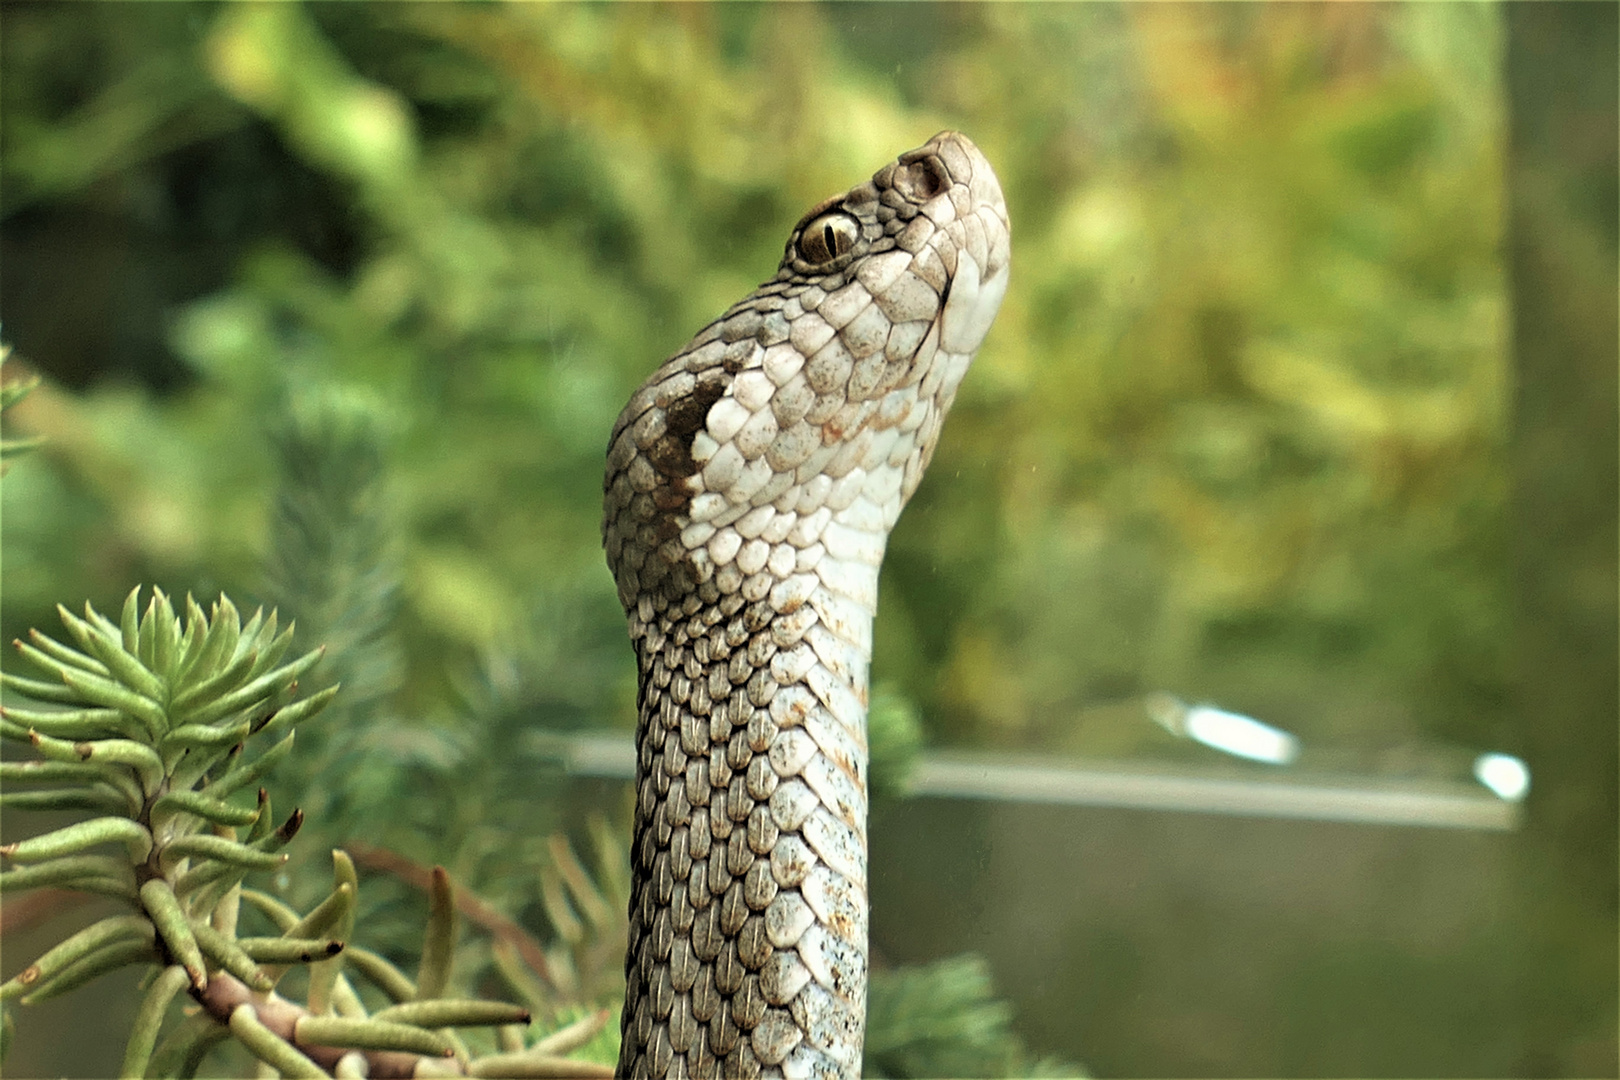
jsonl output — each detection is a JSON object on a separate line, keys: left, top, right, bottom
{"left": 603, "top": 132, "right": 1009, "bottom": 1080}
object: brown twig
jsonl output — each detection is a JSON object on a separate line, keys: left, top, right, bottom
{"left": 346, "top": 844, "right": 556, "bottom": 988}
{"left": 196, "top": 971, "right": 430, "bottom": 1079}
{"left": 0, "top": 888, "right": 94, "bottom": 936}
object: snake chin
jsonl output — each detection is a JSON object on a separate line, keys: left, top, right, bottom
{"left": 940, "top": 238, "right": 1011, "bottom": 359}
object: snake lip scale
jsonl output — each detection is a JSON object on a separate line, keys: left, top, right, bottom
{"left": 603, "top": 131, "right": 1009, "bottom": 1080}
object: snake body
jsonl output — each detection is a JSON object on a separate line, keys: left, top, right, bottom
{"left": 603, "top": 132, "right": 1009, "bottom": 1080}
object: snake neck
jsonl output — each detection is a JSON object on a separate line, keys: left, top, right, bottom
{"left": 619, "top": 549, "right": 877, "bottom": 1080}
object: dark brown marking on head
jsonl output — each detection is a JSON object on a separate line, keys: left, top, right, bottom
{"left": 647, "top": 375, "right": 729, "bottom": 479}
{"left": 651, "top": 486, "right": 688, "bottom": 512}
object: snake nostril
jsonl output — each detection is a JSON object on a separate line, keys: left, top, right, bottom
{"left": 897, "top": 159, "right": 945, "bottom": 202}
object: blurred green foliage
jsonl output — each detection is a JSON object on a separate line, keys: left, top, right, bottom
{"left": 865, "top": 955, "right": 1074, "bottom": 1079}
{"left": 1, "top": 2, "right": 1510, "bottom": 1074}
{"left": 0, "top": 348, "right": 45, "bottom": 467}
{"left": 1, "top": 1, "right": 1509, "bottom": 750}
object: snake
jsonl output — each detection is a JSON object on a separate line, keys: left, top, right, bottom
{"left": 603, "top": 131, "right": 1009, "bottom": 1080}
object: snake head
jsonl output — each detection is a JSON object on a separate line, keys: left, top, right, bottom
{"left": 779, "top": 132, "right": 1011, "bottom": 416}
{"left": 605, "top": 131, "right": 1009, "bottom": 617}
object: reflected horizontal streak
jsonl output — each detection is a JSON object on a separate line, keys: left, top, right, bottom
{"left": 911, "top": 755, "right": 1518, "bottom": 831}
{"left": 546, "top": 733, "right": 1518, "bottom": 832}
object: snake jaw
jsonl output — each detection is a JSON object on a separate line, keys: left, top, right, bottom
{"left": 605, "top": 131, "right": 1007, "bottom": 1080}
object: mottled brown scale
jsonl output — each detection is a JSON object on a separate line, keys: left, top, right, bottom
{"left": 605, "top": 133, "right": 1007, "bottom": 1080}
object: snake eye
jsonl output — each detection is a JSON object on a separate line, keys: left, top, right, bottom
{"left": 796, "top": 212, "right": 859, "bottom": 265}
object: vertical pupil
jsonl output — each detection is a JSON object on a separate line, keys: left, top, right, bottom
{"left": 823, "top": 223, "right": 838, "bottom": 255}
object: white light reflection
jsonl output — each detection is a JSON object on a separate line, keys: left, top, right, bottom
{"left": 1145, "top": 693, "right": 1300, "bottom": 765}
{"left": 1473, "top": 753, "right": 1530, "bottom": 801}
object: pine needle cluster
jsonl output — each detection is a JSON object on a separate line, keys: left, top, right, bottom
{"left": 0, "top": 589, "right": 610, "bottom": 1078}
